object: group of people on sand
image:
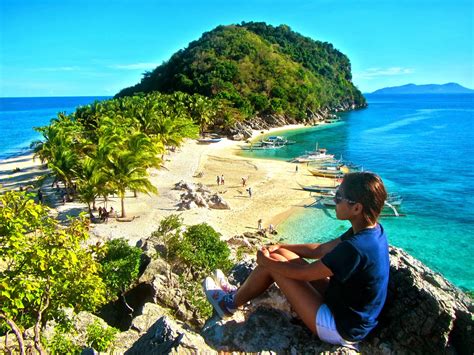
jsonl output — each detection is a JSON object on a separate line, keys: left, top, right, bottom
{"left": 203, "top": 172, "right": 390, "bottom": 350}
{"left": 97, "top": 206, "right": 116, "bottom": 222}
{"left": 216, "top": 174, "right": 225, "bottom": 185}
{"left": 258, "top": 218, "right": 276, "bottom": 235}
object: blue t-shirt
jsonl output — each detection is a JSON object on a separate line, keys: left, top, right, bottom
{"left": 321, "top": 224, "right": 389, "bottom": 342}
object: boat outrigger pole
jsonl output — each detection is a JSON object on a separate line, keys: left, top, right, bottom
{"left": 384, "top": 201, "right": 399, "bottom": 217}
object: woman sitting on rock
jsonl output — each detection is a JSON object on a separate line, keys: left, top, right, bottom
{"left": 203, "top": 172, "right": 389, "bottom": 350}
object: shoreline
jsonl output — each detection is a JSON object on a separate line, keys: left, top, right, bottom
{"left": 0, "top": 124, "right": 325, "bottom": 245}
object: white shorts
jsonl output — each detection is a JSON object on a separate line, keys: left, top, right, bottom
{"left": 315, "top": 304, "right": 359, "bottom": 350}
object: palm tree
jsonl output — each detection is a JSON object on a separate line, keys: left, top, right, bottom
{"left": 33, "top": 114, "right": 82, "bottom": 195}
{"left": 74, "top": 156, "right": 103, "bottom": 219}
{"left": 187, "top": 94, "right": 217, "bottom": 135}
{"left": 102, "top": 130, "right": 160, "bottom": 218}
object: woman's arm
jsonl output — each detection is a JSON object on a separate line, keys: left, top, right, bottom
{"left": 257, "top": 248, "right": 333, "bottom": 281}
{"left": 269, "top": 237, "right": 342, "bottom": 260}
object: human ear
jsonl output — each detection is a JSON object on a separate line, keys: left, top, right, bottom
{"left": 353, "top": 202, "right": 363, "bottom": 215}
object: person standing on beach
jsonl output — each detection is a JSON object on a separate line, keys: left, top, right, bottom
{"left": 258, "top": 219, "right": 263, "bottom": 231}
{"left": 221, "top": 174, "right": 225, "bottom": 185}
{"left": 217, "top": 175, "right": 221, "bottom": 186}
{"left": 247, "top": 187, "right": 252, "bottom": 198}
{"left": 203, "top": 172, "right": 389, "bottom": 350}
{"left": 269, "top": 224, "right": 275, "bottom": 234}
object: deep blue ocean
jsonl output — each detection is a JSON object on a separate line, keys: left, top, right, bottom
{"left": 241, "top": 94, "right": 474, "bottom": 292}
{"left": 1, "top": 94, "right": 473, "bottom": 291}
{"left": 0, "top": 96, "right": 110, "bottom": 159}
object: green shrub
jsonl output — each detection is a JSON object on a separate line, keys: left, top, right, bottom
{"left": 86, "top": 320, "right": 118, "bottom": 352}
{"left": 97, "top": 238, "right": 142, "bottom": 300}
{"left": 168, "top": 223, "right": 232, "bottom": 276}
{"left": 46, "top": 331, "right": 81, "bottom": 355}
{"left": 151, "top": 214, "right": 183, "bottom": 259}
{"left": 178, "top": 276, "right": 213, "bottom": 320}
{"left": 151, "top": 214, "right": 183, "bottom": 239}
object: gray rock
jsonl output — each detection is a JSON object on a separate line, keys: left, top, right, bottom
{"left": 365, "top": 247, "right": 474, "bottom": 354}
{"left": 114, "top": 303, "right": 214, "bottom": 354}
{"left": 209, "top": 194, "right": 230, "bottom": 209}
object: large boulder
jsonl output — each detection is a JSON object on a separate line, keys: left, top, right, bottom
{"left": 369, "top": 247, "right": 474, "bottom": 353}
{"left": 175, "top": 180, "right": 230, "bottom": 210}
{"left": 115, "top": 303, "right": 214, "bottom": 354}
{"left": 208, "top": 194, "right": 231, "bottom": 209}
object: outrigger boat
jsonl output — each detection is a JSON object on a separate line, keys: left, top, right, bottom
{"left": 241, "top": 135, "right": 295, "bottom": 150}
{"left": 198, "top": 137, "right": 222, "bottom": 143}
{"left": 307, "top": 165, "right": 350, "bottom": 178}
{"left": 301, "top": 185, "right": 339, "bottom": 194}
{"left": 319, "top": 192, "right": 403, "bottom": 208}
{"left": 261, "top": 136, "right": 296, "bottom": 146}
{"left": 292, "top": 143, "right": 334, "bottom": 163}
{"left": 241, "top": 142, "right": 286, "bottom": 150}
{"left": 198, "top": 133, "right": 222, "bottom": 144}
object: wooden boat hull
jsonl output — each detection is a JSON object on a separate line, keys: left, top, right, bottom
{"left": 308, "top": 169, "right": 345, "bottom": 178}
{"left": 301, "top": 185, "right": 338, "bottom": 193}
{"left": 198, "top": 138, "right": 222, "bottom": 144}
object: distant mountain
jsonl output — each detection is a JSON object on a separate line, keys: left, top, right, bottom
{"left": 371, "top": 83, "right": 474, "bottom": 95}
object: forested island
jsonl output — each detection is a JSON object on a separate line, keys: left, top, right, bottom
{"left": 117, "top": 22, "right": 366, "bottom": 127}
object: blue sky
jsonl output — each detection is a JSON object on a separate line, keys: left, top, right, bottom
{"left": 0, "top": 0, "right": 472, "bottom": 97}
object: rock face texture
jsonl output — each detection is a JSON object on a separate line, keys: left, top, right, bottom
{"left": 227, "top": 104, "right": 357, "bottom": 140}
{"left": 373, "top": 247, "right": 474, "bottom": 354}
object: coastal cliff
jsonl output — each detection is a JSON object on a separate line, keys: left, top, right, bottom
{"left": 4, "top": 233, "right": 472, "bottom": 354}
{"left": 116, "top": 22, "right": 366, "bottom": 134}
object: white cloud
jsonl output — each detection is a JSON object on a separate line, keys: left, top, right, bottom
{"left": 109, "top": 62, "right": 160, "bottom": 70}
{"left": 36, "top": 66, "right": 81, "bottom": 72}
{"left": 354, "top": 67, "right": 414, "bottom": 79}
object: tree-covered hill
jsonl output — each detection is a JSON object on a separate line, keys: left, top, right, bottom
{"left": 116, "top": 22, "right": 365, "bottom": 121}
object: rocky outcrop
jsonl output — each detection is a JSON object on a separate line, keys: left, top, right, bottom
{"left": 226, "top": 103, "right": 364, "bottom": 140}
{"left": 102, "top": 241, "right": 474, "bottom": 354}
{"left": 372, "top": 247, "right": 474, "bottom": 354}
{"left": 174, "top": 180, "right": 230, "bottom": 210}
{"left": 6, "top": 239, "right": 471, "bottom": 354}
{"left": 115, "top": 303, "right": 214, "bottom": 354}
{"left": 201, "top": 246, "right": 474, "bottom": 354}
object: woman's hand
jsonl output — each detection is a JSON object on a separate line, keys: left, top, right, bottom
{"left": 266, "top": 244, "right": 281, "bottom": 253}
{"left": 256, "top": 247, "right": 271, "bottom": 266}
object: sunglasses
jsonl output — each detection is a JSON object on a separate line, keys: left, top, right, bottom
{"left": 333, "top": 190, "right": 357, "bottom": 205}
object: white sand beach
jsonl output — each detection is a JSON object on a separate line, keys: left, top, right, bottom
{"left": 0, "top": 125, "right": 334, "bottom": 245}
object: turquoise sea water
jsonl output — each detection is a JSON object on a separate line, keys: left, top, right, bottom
{"left": 0, "top": 96, "right": 110, "bottom": 159}
{"left": 241, "top": 94, "right": 474, "bottom": 292}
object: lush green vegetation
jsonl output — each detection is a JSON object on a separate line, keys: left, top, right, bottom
{"left": 152, "top": 215, "right": 233, "bottom": 320}
{"left": 0, "top": 192, "right": 145, "bottom": 353}
{"left": 168, "top": 223, "right": 232, "bottom": 277}
{"left": 32, "top": 92, "right": 206, "bottom": 218}
{"left": 97, "top": 239, "right": 142, "bottom": 302}
{"left": 85, "top": 320, "right": 119, "bottom": 352}
{"left": 0, "top": 191, "right": 107, "bottom": 353}
{"left": 116, "top": 22, "right": 365, "bottom": 121}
